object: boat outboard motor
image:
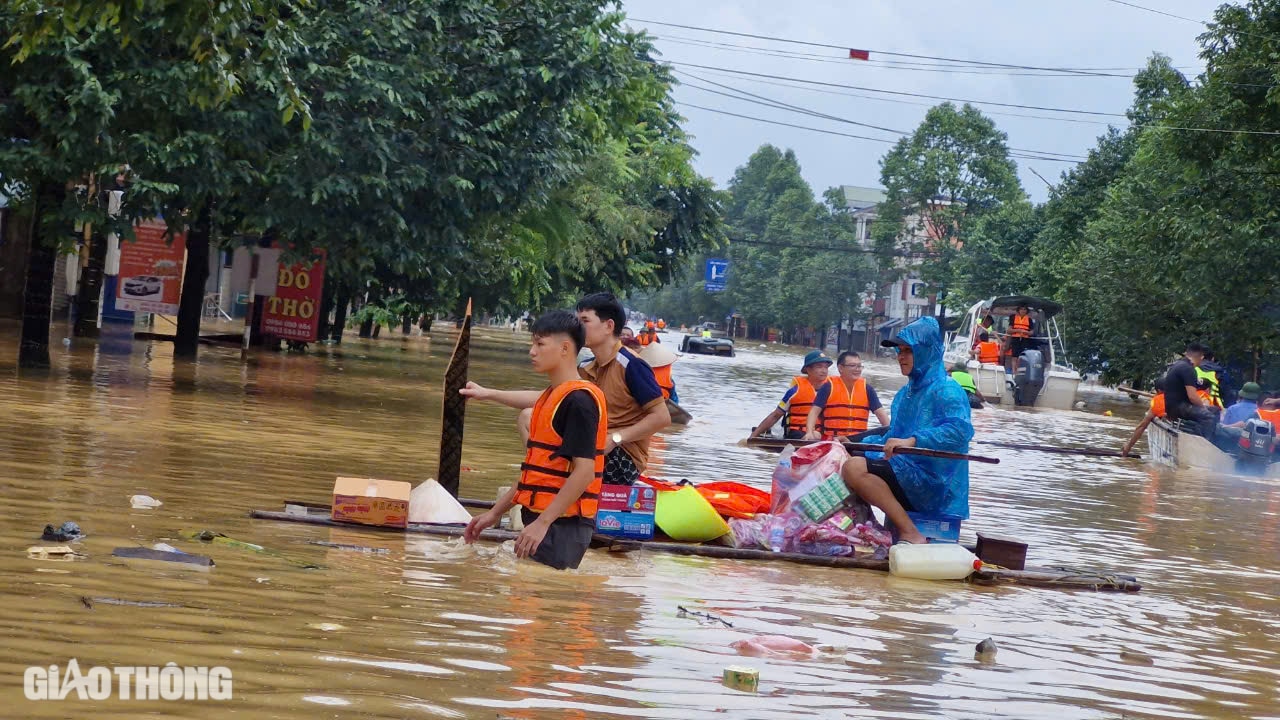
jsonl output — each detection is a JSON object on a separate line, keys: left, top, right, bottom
{"left": 1013, "top": 348, "right": 1045, "bottom": 406}
{"left": 1236, "top": 417, "right": 1277, "bottom": 474}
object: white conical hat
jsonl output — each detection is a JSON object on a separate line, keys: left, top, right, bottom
{"left": 640, "top": 342, "right": 678, "bottom": 368}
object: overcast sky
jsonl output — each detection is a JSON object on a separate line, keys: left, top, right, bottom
{"left": 620, "top": 0, "right": 1226, "bottom": 202}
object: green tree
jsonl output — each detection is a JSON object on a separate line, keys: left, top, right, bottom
{"left": 872, "top": 103, "right": 1025, "bottom": 307}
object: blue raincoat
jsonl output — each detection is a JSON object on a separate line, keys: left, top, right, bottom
{"left": 863, "top": 316, "right": 974, "bottom": 518}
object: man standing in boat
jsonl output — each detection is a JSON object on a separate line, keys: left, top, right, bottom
{"left": 807, "top": 351, "right": 889, "bottom": 441}
{"left": 747, "top": 351, "right": 833, "bottom": 441}
{"left": 1005, "top": 305, "right": 1035, "bottom": 370}
{"left": 838, "top": 316, "right": 974, "bottom": 546}
{"left": 461, "top": 293, "right": 669, "bottom": 487}
{"left": 463, "top": 311, "right": 606, "bottom": 570}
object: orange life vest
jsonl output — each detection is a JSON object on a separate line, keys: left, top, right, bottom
{"left": 657, "top": 320, "right": 666, "bottom": 330}
{"left": 637, "top": 332, "right": 656, "bottom": 346}
{"left": 785, "top": 376, "right": 827, "bottom": 433}
{"left": 1258, "top": 407, "right": 1280, "bottom": 425}
{"left": 1149, "top": 392, "right": 1166, "bottom": 419}
{"left": 1009, "top": 314, "right": 1032, "bottom": 339}
{"left": 822, "top": 376, "right": 870, "bottom": 439}
{"left": 653, "top": 364, "right": 675, "bottom": 400}
{"left": 516, "top": 381, "right": 607, "bottom": 518}
{"left": 977, "top": 341, "right": 1001, "bottom": 364}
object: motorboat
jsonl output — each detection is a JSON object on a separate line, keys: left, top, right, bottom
{"left": 943, "top": 295, "right": 1081, "bottom": 410}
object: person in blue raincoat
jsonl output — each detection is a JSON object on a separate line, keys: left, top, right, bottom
{"left": 840, "top": 316, "right": 973, "bottom": 544}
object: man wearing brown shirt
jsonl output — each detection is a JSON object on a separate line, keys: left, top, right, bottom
{"left": 460, "top": 293, "right": 670, "bottom": 485}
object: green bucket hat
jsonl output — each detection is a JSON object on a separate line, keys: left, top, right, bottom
{"left": 801, "top": 350, "right": 833, "bottom": 372}
{"left": 1239, "top": 382, "right": 1262, "bottom": 401}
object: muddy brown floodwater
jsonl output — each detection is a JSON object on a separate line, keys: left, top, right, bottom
{"left": 0, "top": 323, "right": 1277, "bottom": 719}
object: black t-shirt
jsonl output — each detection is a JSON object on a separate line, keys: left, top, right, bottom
{"left": 1163, "top": 358, "right": 1199, "bottom": 409}
{"left": 551, "top": 389, "right": 601, "bottom": 461}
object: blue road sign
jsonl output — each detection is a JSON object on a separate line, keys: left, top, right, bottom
{"left": 705, "top": 258, "right": 729, "bottom": 293}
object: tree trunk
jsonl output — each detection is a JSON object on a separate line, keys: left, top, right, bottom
{"left": 316, "top": 278, "right": 334, "bottom": 343}
{"left": 330, "top": 290, "right": 349, "bottom": 343}
{"left": 401, "top": 314, "right": 412, "bottom": 335}
{"left": 249, "top": 294, "right": 267, "bottom": 346}
{"left": 372, "top": 322, "right": 381, "bottom": 338}
{"left": 19, "top": 183, "right": 64, "bottom": 369}
{"left": 420, "top": 314, "right": 433, "bottom": 333}
{"left": 174, "top": 204, "right": 212, "bottom": 358}
{"left": 358, "top": 316, "right": 374, "bottom": 338}
{"left": 72, "top": 230, "right": 108, "bottom": 338}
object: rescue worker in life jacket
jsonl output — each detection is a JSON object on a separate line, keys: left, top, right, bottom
{"left": 950, "top": 361, "right": 986, "bottom": 408}
{"left": 970, "top": 331, "right": 1001, "bottom": 365}
{"left": 808, "top": 351, "right": 889, "bottom": 441}
{"left": 1120, "top": 389, "right": 1166, "bottom": 457}
{"left": 748, "top": 351, "right": 833, "bottom": 441}
{"left": 638, "top": 322, "right": 659, "bottom": 346}
{"left": 463, "top": 310, "right": 606, "bottom": 570}
{"left": 1006, "top": 306, "right": 1035, "bottom": 367}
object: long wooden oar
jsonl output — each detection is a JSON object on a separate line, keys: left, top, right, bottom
{"left": 437, "top": 299, "right": 472, "bottom": 498}
{"left": 978, "top": 441, "right": 1140, "bottom": 459}
{"left": 741, "top": 437, "right": 999, "bottom": 464}
{"left": 1117, "top": 386, "right": 1155, "bottom": 398}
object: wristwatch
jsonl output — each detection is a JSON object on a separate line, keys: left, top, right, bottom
{"left": 612, "top": 432, "right": 623, "bottom": 445}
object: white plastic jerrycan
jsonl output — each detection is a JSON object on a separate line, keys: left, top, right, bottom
{"left": 889, "top": 543, "right": 982, "bottom": 580}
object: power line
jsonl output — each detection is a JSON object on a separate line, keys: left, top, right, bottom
{"left": 668, "top": 61, "right": 1127, "bottom": 117}
{"left": 678, "top": 71, "right": 1088, "bottom": 160}
{"left": 679, "top": 65, "right": 1280, "bottom": 136}
{"left": 632, "top": 18, "right": 1128, "bottom": 77}
{"left": 674, "top": 101, "right": 1083, "bottom": 163}
{"left": 730, "top": 237, "right": 939, "bottom": 257}
{"left": 680, "top": 67, "right": 1115, "bottom": 127}
{"left": 1101, "top": 0, "right": 1204, "bottom": 24}
{"left": 654, "top": 35, "right": 1140, "bottom": 78}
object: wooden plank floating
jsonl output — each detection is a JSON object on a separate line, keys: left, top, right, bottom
{"left": 437, "top": 299, "right": 473, "bottom": 498}
{"left": 111, "top": 547, "right": 215, "bottom": 569}
{"left": 249, "top": 507, "right": 1141, "bottom": 592}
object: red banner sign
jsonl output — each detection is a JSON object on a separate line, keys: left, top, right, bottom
{"left": 260, "top": 252, "right": 326, "bottom": 342}
{"left": 116, "top": 221, "right": 186, "bottom": 314}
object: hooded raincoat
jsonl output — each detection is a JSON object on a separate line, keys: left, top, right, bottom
{"left": 864, "top": 316, "right": 974, "bottom": 518}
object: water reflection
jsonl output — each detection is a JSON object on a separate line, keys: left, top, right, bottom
{"left": 0, "top": 324, "right": 1275, "bottom": 718}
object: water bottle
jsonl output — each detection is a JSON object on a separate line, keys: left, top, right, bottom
{"left": 888, "top": 543, "right": 982, "bottom": 580}
{"left": 768, "top": 524, "right": 786, "bottom": 553}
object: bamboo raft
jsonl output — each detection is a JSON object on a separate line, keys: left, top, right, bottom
{"left": 743, "top": 436, "right": 1140, "bottom": 459}
{"left": 250, "top": 501, "right": 1142, "bottom": 592}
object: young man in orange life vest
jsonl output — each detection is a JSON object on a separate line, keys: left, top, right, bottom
{"left": 462, "top": 311, "right": 606, "bottom": 570}
{"left": 462, "top": 292, "right": 669, "bottom": 487}
{"left": 807, "top": 351, "right": 889, "bottom": 442}
{"left": 747, "top": 351, "right": 834, "bottom": 441}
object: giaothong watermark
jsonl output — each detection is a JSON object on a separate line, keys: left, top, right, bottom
{"left": 24, "top": 660, "right": 232, "bottom": 701}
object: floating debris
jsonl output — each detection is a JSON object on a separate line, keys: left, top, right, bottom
{"left": 27, "top": 546, "right": 83, "bottom": 562}
{"left": 111, "top": 547, "right": 214, "bottom": 570}
{"left": 676, "top": 605, "right": 733, "bottom": 627}
{"left": 975, "top": 637, "right": 998, "bottom": 661}
{"left": 130, "top": 495, "right": 163, "bottom": 509}
{"left": 42, "top": 522, "right": 84, "bottom": 542}
{"left": 307, "top": 541, "right": 389, "bottom": 554}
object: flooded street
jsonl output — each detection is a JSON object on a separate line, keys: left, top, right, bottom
{"left": 1, "top": 324, "right": 1278, "bottom": 719}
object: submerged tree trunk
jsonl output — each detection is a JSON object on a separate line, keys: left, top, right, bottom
{"left": 72, "top": 230, "right": 107, "bottom": 338}
{"left": 358, "top": 316, "right": 374, "bottom": 338}
{"left": 420, "top": 314, "right": 433, "bottom": 333}
{"left": 19, "top": 183, "right": 64, "bottom": 369}
{"left": 316, "top": 278, "right": 334, "bottom": 343}
{"left": 372, "top": 322, "right": 381, "bottom": 338}
{"left": 330, "top": 289, "right": 349, "bottom": 344}
{"left": 401, "top": 314, "right": 412, "bottom": 335}
{"left": 174, "top": 204, "right": 212, "bottom": 358}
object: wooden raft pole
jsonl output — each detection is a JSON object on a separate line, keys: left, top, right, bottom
{"left": 742, "top": 437, "right": 999, "bottom": 463}
{"left": 249, "top": 507, "right": 1141, "bottom": 592}
{"left": 743, "top": 436, "right": 1139, "bottom": 460}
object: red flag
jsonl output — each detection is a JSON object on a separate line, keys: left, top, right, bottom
{"left": 848, "top": 49, "right": 870, "bottom": 61}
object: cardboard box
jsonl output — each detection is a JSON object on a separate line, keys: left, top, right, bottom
{"left": 594, "top": 484, "right": 656, "bottom": 540}
{"left": 332, "top": 477, "right": 412, "bottom": 529}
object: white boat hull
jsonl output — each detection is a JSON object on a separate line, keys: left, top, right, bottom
{"left": 1147, "top": 417, "right": 1280, "bottom": 477}
{"left": 943, "top": 355, "right": 1081, "bottom": 411}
